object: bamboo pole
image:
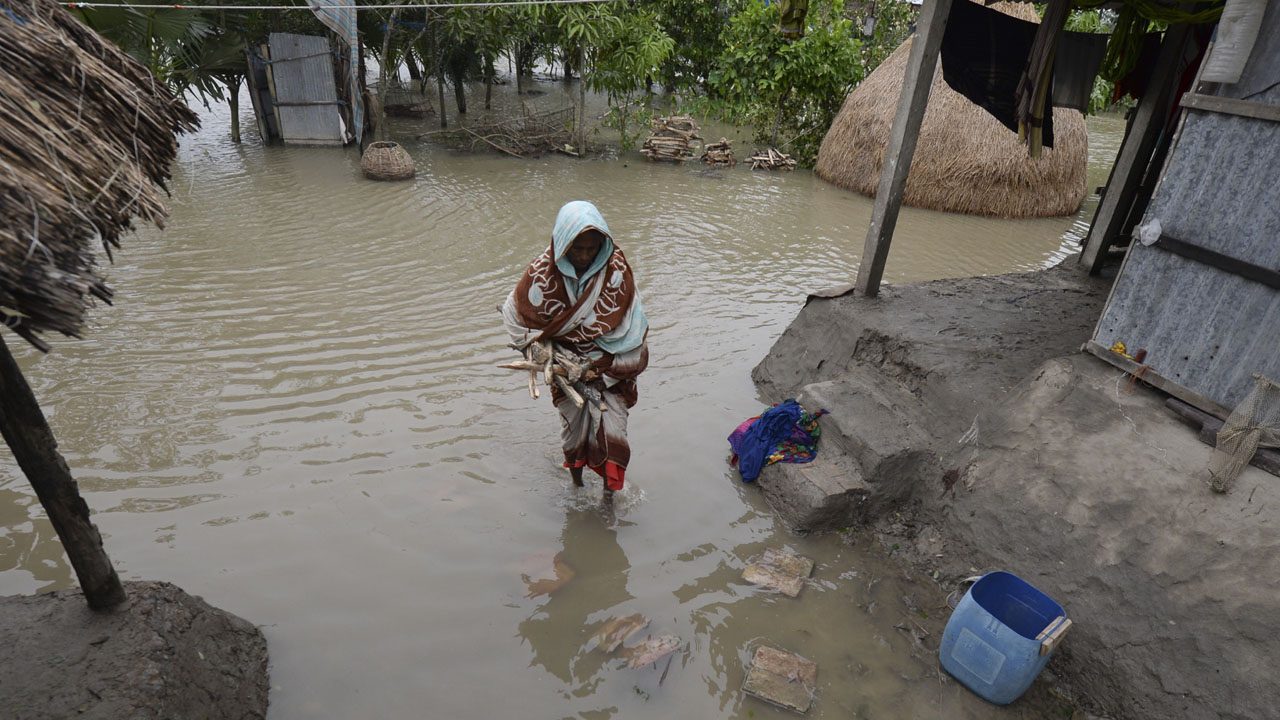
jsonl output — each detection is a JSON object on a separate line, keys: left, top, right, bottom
{"left": 0, "top": 335, "right": 125, "bottom": 610}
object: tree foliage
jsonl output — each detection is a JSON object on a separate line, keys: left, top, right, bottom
{"left": 706, "top": 0, "right": 863, "bottom": 165}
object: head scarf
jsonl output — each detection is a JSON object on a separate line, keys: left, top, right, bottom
{"left": 552, "top": 200, "right": 614, "bottom": 293}
{"left": 503, "top": 201, "right": 647, "bottom": 356}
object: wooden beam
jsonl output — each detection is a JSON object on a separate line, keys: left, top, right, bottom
{"left": 855, "top": 0, "right": 953, "bottom": 298}
{"left": 1079, "top": 25, "right": 1193, "bottom": 274}
{"left": 1181, "top": 92, "right": 1280, "bottom": 123}
{"left": 0, "top": 334, "right": 126, "bottom": 610}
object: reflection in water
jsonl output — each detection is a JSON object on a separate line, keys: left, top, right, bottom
{"left": 519, "top": 509, "right": 632, "bottom": 687}
{"left": 0, "top": 487, "right": 73, "bottom": 592}
{"left": 0, "top": 74, "right": 1124, "bottom": 718}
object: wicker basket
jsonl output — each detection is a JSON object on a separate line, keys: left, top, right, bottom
{"left": 361, "top": 141, "right": 415, "bottom": 181}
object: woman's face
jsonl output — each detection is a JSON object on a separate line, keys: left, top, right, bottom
{"left": 567, "top": 230, "right": 605, "bottom": 274}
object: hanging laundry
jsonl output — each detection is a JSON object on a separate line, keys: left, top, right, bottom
{"left": 1051, "top": 31, "right": 1110, "bottom": 112}
{"left": 940, "top": 0, "right": 1055, "bottom": 148}
{"left": 728, "top": 399, "right": 829, "bottom": 483}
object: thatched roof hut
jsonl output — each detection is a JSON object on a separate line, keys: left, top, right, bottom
{"left": 1, "top": 0, "right": 199, "bottom": 351}
{"left": 815, "top": 1, "right": 1087, "bottom": 219}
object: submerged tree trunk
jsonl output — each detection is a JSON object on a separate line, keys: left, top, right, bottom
{"left": 0, "top": 335, "right": 126, "bottom": 610}
{"left": 224, "top": 75, "right": 241, "bottom": 143}
{"left": 376, "top": 7, "right": 401, "bottom": 142}
{"left": 452, "top": 69, "right": 467, "bottom": 115}
{"left": 578, "top": 44, "right": 586, "bottom": 155}
{"left": 515, "top": 47, "right": 524, "bottom": 96}
{"left": 484, "top": 53, "right": 493, "bottom": 110}
{"left": 433, "top": 24, "right": 446, "bottom": 127}
{"left": 405, "top": 52, "right": 421, "bottom": 81}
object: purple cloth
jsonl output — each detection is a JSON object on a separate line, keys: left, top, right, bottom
{"left": 728, "top": 399, "right": 805, "bottom": 482}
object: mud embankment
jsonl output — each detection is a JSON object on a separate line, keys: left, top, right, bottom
{"left": 752, "top": 262, "right": 1280, "bottom": 720}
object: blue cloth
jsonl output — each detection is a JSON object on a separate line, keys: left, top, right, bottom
{"left": 730, "top": 399, "right": 805, "bottom": 482}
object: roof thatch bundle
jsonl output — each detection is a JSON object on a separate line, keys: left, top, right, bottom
{"left": 1, "top": 0, "right": 199, "bottom": 351}
{"left": 814, "top": 1, "right": 1087, "bottom": 219}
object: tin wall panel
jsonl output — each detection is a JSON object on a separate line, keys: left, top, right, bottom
{"left": 269, "top": 33, "right": 343, "bottom": 145}
{"left": 1092, "top": 7, "right": 1280, "bottom": 412}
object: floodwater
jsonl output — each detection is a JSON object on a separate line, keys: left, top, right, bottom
{"left": 0, "top": 75, "right": 1123, "bottom": 719}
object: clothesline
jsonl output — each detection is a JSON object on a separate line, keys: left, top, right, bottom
{"left": 65, "top": 0, "right": 620, "bottom": 10}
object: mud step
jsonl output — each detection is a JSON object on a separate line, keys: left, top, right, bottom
{"left": 755, "top": 451, "right": 871, "bottom": 534}
{"left": 796, "top": 376, "right": 937, "bottom": 484}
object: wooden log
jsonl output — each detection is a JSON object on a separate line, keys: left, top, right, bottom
{"left": 1166, "top": 398, "right": 1280, "bottom": 476}
{"left": 0, "top": 335, "right": 126, "bottom": 610}
{"left": 554, "top": 375, "right": 585, "bottom": 408}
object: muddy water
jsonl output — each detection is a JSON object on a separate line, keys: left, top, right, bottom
{"left": 0, "top": 77, "right": 1122, "bottom": 718}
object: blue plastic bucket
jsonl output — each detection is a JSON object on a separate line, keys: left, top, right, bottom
{"left": 939, "top": 571, "right": 1067, "bottom": 705}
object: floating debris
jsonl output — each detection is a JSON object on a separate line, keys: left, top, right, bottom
{"left": 593, "top": 613, "right": 650, "bottom": 653}
{"left": 622, "top": 634, "right": 682, "bottom": 669}
{"left": 384, "top": 99, "right": 434, "bottom": 118}
{"left": 742, "top": 548, "right": 814, "bottom": 597}
{"left": 520, "top": 551, "right": 575, "bottom": 598}
{"left": 749, "top": 147, "right": 797, "bottom": 171}
{"left": 701, "top": 138, "right": 736, "bottom": 167}
{"left": 742, "top": 646, "right": 818, "bottom": 713}
{"left": 641, "top": 116, "right": 701, "bottom": 164}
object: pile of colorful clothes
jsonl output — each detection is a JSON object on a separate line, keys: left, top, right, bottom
{"left": 728, "top": 399, "right": 829, "bottom": 482}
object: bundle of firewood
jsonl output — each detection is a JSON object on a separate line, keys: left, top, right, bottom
{"left": 749, "top": 147, "right": 797, "bottom": 171}
{"left": 701, "top": 138, "right": 735, "bottom": 167}
{"left": 641, "top": 115, "right": 701, "bottom": 164}
{"left": 499, "top": 339, "right": 604, "bottom": 411}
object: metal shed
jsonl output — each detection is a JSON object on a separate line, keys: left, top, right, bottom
{"left": 1086, "top": 5, "right": 1280, "bottom": 417}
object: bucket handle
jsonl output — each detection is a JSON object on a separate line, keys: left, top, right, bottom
{"left": 1036, "top": 616, "right": 1072, "bottom": 656}
{"left": 945, "top": 575, "right": 985, "bottom": 609}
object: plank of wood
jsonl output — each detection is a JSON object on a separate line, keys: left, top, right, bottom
{"left": 1181, "top": 92, "right": 1280, "bottom": 124}
{"left": 1080, "top": 25, "right": 1193, "bottom": 274}
{"left": 1165, "top": 398, "right": 1280, "bottom": 476}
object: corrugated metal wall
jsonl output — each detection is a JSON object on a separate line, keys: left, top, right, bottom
{"left": 268, "top": 33, "right": 344, "bottom": 145}
{"left": 1092, "top": 9, "right": 1280, "bottom": 413}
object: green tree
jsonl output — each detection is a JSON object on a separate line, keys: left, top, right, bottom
{"left": 74, "top": 3, "right": 253, "bottom": 141}
{"left": 707, "top": 0, "right": 863, "bottom": 166}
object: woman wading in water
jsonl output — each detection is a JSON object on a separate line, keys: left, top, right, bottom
{"left": 502, "top": 201, "right": 649, "bottom": 520}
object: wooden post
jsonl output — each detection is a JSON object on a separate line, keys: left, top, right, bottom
{"left": 854, "top": 0, "right": 953, "bottom": 297}
{"left": 0, "top": 335, "right": 126, "bottom": 610}
{"left": 1079, "top": 24, "right": 1192, "bottom": 274}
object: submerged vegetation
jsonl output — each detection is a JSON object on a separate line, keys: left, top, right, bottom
{"left": 74, "top": 0, "right": 1123, "bottom": 166}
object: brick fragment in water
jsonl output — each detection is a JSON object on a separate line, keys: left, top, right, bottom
{"left": 762, "top": 548, "right": 814, "bottom": 578}
{"left": 742, "top": 646, "right": 819, "bottom": 713}
{"left": 742, "top": 564, "right": 805, "bottom": 597}
{"left": 593, "top": 613, "right": 650, "bottom": 653}
{"left": 623, "top": 634, "right": 681, "bottom": 669}
{"left": 741, "top": 548, "right": 813, "bottom": 597}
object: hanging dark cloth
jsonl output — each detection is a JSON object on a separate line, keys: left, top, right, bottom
{"left": 1051, "top": 31, "right": 1110, "bottom": 112}
{"left": 940, "top": 0, "right": 1055, "bottom": 148}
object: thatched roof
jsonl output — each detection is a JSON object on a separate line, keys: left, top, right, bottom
{"left": 814, "top": 1, "right": 1087, "bottom": 219}
{"left": 1, "top": 0, "right": 198, "bottom": 351}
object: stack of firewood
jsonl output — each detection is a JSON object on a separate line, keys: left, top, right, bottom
{"left": 641, "top": 115, "right": 701, "bottom": 163}
{"left": 749, "top": 147, "right": 797, "bottom": 171}
{"left": 701, "top": 138, "right": 735, "bottom": 167}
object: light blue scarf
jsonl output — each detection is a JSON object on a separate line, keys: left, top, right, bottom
{"left": 549, "top": 201, "right": 647, "bottom": 355}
